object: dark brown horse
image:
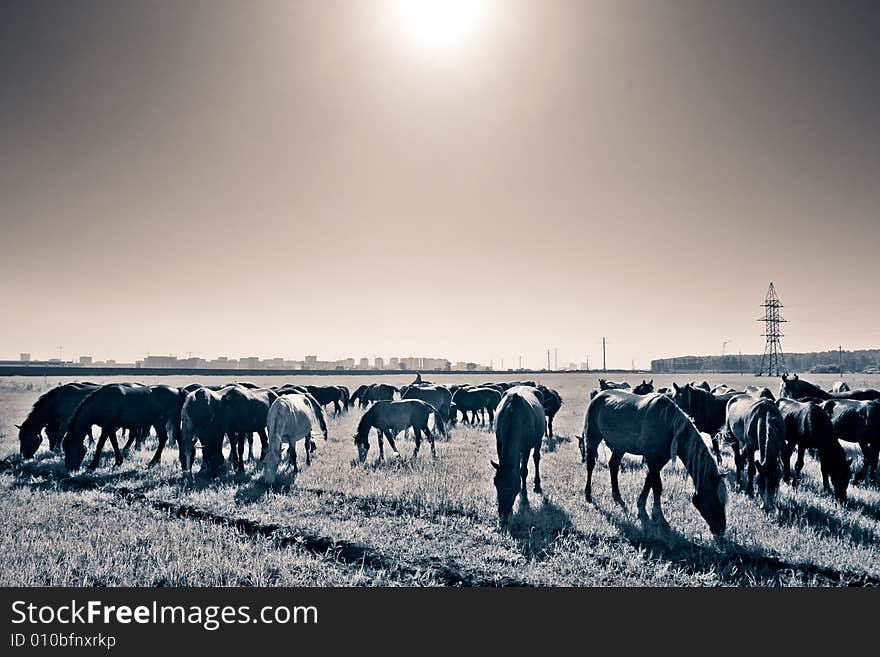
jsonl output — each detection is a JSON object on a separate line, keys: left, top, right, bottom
{"left": 491, "top": 387, "right": 546, "bottom": 526}
{"left": 632, "top": 379, "right": 654, "bottom": 395}
{"left": 722, "top": 395, "right": 786, "bottom": 511}
{"left": 451, "top": 387, "right": 502, "bottom": 426}
{"left": 780, "top": 373, "right": 879, "bottom": 402}
{"left": 672, "top": 383, "right": 739, "bottom": 465}
{"left": 18, "top": 382, "right": 100, "bottom": 458}
{"left": 821, "top": 399, "right": 880, "bottom": 484}
{"left": 306, "top": 385, "right": 348, "bottom": 415}
{"left": 536, "top": 385, "right": 562, "bottom": 437}
{"left": 581, "top": 390, "right": 727, "bottom": 535}
{"left": 399, "top": 384, "right": 453, "bottom": 428}
{"left": 353, "top": 400, "right": 446, "bottom": 463}
{"left": 776, "top": 398, "right": 850, "bottom": 501}
{"left": 62, "top": 384, "right": 179, "bottom": 471}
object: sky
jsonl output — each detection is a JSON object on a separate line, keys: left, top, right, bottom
{"left": 1, "top": 0, "right": 878, "bottom": 369}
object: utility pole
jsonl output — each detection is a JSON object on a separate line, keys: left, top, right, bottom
{"left": 546, "top": 349, "right": 551, "bottom": 371}
{"left": 739, "top": 350, "right": 743, "bottom": 376}
{"left": 518, "top": 355, "right": 522, "bottom": 370}
{"left": 602, "top": 337, "right": 607, "bottom": 373}
{"left": 839, "top": 345, "right": 843, "bottom": 375}
{"left": 631, "top": 359, "right": 635, "bottom": 372}
{"left": 586, "top": 355, "right": 590, "bottom": 372}
{"left": 757, "top": 282, "right": 787, "bottom": 376}
{"left": 501, "top": 358, "right": 504, "bottom": 371}
{"left": 554, "top": 348, "right": 558, "bottom": 371}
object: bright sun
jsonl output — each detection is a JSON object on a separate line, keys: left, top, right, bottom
{"left": 393, "top": 0, "right": 487, "bottom": 47}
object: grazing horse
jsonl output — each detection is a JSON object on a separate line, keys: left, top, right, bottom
{"left": 632, "top": 380, "right": 654, "bottom": 395}
{"left": 305, "top": 385, "right": 347, "bottom": 415}
{"left": 821, "top": 399, "right": 880, "bottom": 484}
{"left": 362, "top": 383, "right": 396, "bottom": 406}
{"left": 262, "top": 395, "right": 324, "bottom": 484}
{"left": 349, "top": 384, "right": 369, "bottom": 408}
{"left": 580, "top": 390, "right": 727, "bottom": 536}
{"left": 399, "top": 384, "right": 453, "bottom": 429}
{"left": 491, "top": 387, "right": 546, "bottom": 526}
{"left": 274, "top": 388, "right": 328, "bottom": 440}
{"left": 62, "top": 384, "right": 179, "bottom": 471}
{"left": 776, "top": 398, "right": 850, "bottom": 501}
{"left": 536, "top": 385, "right": 562, "bottom": 437}
{"left": 222, "top": 387, "right": 278, "bottom": 472}
{"left": 451, "top": 387, "right": 503, "bottom": 426}
{"left": 722, "top": 395, "right": 786, "bottom": 511}
{"left": 780, "top": 373, "right": 880, "bottom": 402}
{"left": 690, "top": 381, "right": 711, "bottom": 392}
{"left": 18, "top": 382, "right": 100, "bottom": 458}
{"left": 672, "top": 383, "right": 739, "bottom": 465}
{"left": 598, "top": 379, "right": 631, "bottom": 391}
{"left": 336, "top": 385, "right": 351, "bottom": 411}
{"left": 831, "top": 381, "right": 850, "bottom": 394}
{"left": 353, "top": 400, "right": 446, "bottom": 462}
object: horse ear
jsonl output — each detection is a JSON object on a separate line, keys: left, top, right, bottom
{"left": 648, "top": 379, "right": 653, "bottom": 385}
{"left": 15, "top": 424, "right": 22, "bottom": 430}
{"left": 673, "top": 383, "right": 680, "bottom": 392}
{"left": 490, "top": 460, "right": 499, "bottom": 471}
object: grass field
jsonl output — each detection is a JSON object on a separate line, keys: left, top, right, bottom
{"left": 2, "top": 372, "right": 879, "bottom": 587}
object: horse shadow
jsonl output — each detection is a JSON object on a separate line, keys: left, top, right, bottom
{"left": 508, "top": 495, "right": 574, "bottom": 560}
{"left": 541, "top": 434, "right": 571, "bottom": 453}
{"left": 775, "top": 494, "right": 880, "bottom": 548}
{"left": 234, "top": 470, "right": 299, "bottom": 504}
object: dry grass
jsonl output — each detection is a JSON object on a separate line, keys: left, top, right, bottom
{"left": 1, "top": 372, "right": 879, "bottom": 586}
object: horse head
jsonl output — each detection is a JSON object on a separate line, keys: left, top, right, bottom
{"left": 491, "top": 460, "right": 520, "bottom": 526}
{"left": 62, "top": 431, "right": 88, "bottom": 472}
{"left": 17, "top": 423, "right": 43, "bottom": 459}
{"left": 692, "top": 469, "right": 727, "bottom": 536}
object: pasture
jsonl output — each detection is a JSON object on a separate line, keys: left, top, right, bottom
{"left": 2, "top": 372, "right": 880, "bottom": 587}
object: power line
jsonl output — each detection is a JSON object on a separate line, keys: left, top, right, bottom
{"left": 757, "top": 282, "right": 787, "bottom": 376}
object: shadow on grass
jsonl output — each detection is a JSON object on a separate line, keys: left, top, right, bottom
{"left": 508, "top": 495, "right": 574, "bottom": 560}
{"left": 775, "top": 495, "right": 880, "bottom": 547}
{"left": 591, "top": 501, "right": 879, "bottom": 586}
{"left": 541, "top": 434, "right": 571, "bottom": 453}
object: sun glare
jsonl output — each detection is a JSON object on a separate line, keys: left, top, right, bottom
{"left": 393, "top": 0, "right": 487, "bottom": 47}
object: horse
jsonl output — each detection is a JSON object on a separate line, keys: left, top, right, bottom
{"left": 831, "top": 381, "right": 850, "bottom": 394}
{"left": 745, "top": 385, "right": 776, "bottom": 401}
{"left": 780, "top": 373, "right": 880, "bottom": 402}
{"left": 491, "top": 387, "right": 546, "bottom": 526}
{"left": 722, "top": 395, "right": 786, "bottom": 511}
{"left": 412, "top": 373, "right": 431, "bottom": 385}
{"left": 273, "top": 388, "right": 328, "bottom": 440}
{"left": 336, "top": 385, "right": 351, "bottom": 411}
{"left": 776, "top": 398, "right": 850, "bottom": 501}
{"left": 399, "top": 384, "right": 453, "bottom": 429}
{"left": 349, "top": 384, "right": 369, "bottom": 408}
{"left": 536, "top": 385, "right": 562, "bottom": 437}
{"left": 262, "top": 395, "right": 324, "bottom": 484}
{"left": 821, "top": 399, "right": 880, "bottom": 484}
{"left": 363, "top": 383, "right": 396, "bottom": 406}
{"left": 62, "top": 384, "right": 179, "bottom": 471}
{"left": 18, "top": 382, "right": 100, "bottom": 458}
{"left": 632, "top": 379, "right": 654, "bottom": 395}
{"left": 690, "top": 381, "right": 711, "bottom": 392}
{"left": 305, "top": 385, "right": 347, "bottom": 415}
{"left": 451, "top": 387, "right": 502, "bottom": 426}
{"left": 711, "top": 384, "right": 739, "bottom": 395}
{"left": 580, "top": 390, "right": 727, "bottom": 536}
{"left": 222, "top": 387, "right": 278, "bottom": 472}
{"left": 598, "top": 379, "right": 631, "bottom": 391}
{"left": 672, "top": 383, "right": 739, "bottom": 465}
{"left": 353, "top": 400, "right": 446, "bottom": 463}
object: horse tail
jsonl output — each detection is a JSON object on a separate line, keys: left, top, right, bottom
{"left": 180, "top": 397, "right": 196, "bottom": 473}
{"left": 432, "top": 407, "right": 447, "bottom": 438}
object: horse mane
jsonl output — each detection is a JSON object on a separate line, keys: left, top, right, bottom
{"left": 664, "top": 401, "right": 725, "bottom": 502}
{"left": 21, "top": 385, "right": 64, "bottom": 429}
{"left": 354, "top": 404, "right": 377, "bottom": 444}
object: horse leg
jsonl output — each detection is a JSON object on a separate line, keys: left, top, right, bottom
{"left": 532, "top": 446, "right": 542, "bottom": 494}
{"left": 412, "top": 428, "right": 422, "bottom": 459}
{"left": 746, "top": 452, "right": 756, "bottom": 497}
{"left": 305, "top": 435, "right": 312, "bottom": 466}
{"left": 733, "top": 441, "right": 744, "bottom": 491}
{"left": 519, "top": 452, "right": 530, "bottom": 506}
{"left": 290, "top": 439, "right": 298, "bottom": 473}
{"left": 584, "top": 446, "right": 597, "bottom": 503}
{"left": 609, "top": 449, "right": 625, "bottom": 509}
{"left": 547, "top": 415, "right": 554, "bottom": 438}
{"left": 108, "top": 431, "right": 124, "bottom": 466}
{"left": 384, "top": 429, "right": 400, "bottom": 458}
{"left": 793, "top": 445, "right": 806, "bottom": 488}
{"left": 854, "top": 440, "right": 870, "bottom": 483}
{"left": 650, "top": 468, "right": 669, "bottom": 529}
{"left": 636, "top": 471, "right": 652, "bottom": 527}
{"left": 122, "top": 429, "right": 135, "bottom": 452}
{"left": 148, "top": 425, "right": 169, "bottom": 467}
{"left": 377, "top": 429, "right": 385, "bottom": 461}
{"left": 488, "top": 407, "right": 495, "bottom": 429}
{"left": 425, "top": 427, "right": 436, "bottom": 458}
{"left": 782, "top": 441, "right": 794, "bottom": 483}
{"left": 88, "top": 429, "right": 110, "bottom": 470}
{"left": 333, "top": 401, "right": 340, "bottom": 416}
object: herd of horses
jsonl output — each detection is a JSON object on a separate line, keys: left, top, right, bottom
{"left": 14, "top": 372, "right": 880, "bottom": 537}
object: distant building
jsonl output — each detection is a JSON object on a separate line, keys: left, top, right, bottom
{"left": 79, "top": 356, "right": 93, "bottom": 365}
{"left": 358, "top": 357, "right": 370, "bottom": 369}
{"left": 143, "top": 355, "right": 178, "bottom": 368}
{"left": 20, "top": 353, "right": 30, "bottom": 362}
{"left": 389, "top": 357, "right": 399, "bottom": 370}
{"left": 239, "top": 357, "right": 260, "bottom": 369}
{"left": 374, "top": 357, "right": 384, "bottom": 369}
{"left": 304, "top": 355, "right": 317, "bottom": 366}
